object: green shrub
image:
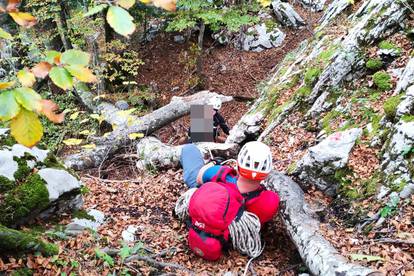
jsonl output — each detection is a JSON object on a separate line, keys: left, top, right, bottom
{"left": 372, "top": 71, "right": 392, "bottom": 91}
{"left": 304, "top": 68, "right": 322, "bottom": 86}
{"left": 383, "top": 95, "right": 402, "bottom": 119}
{"left": 365, "top": 58, "right": 383, "bottom": 71}
{"left": 0, "top": 176, "right": 15, "bottom": 192}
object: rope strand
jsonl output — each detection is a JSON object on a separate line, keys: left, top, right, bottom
{"left": 229, "top": 211, "right": 263, "bottom": 258}
{"left": 175, "top": 188, "right": 197, "bottom": 220}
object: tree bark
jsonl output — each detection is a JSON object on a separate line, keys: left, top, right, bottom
{"left": 264, "top": 172, "right": 382, "bottom": 276}
{"left": 64, "top": 91, "right": 233, "bottom": 170}
{"left": 56, "top": 0, "right": 72, "bottom": 51}
{"left": 135, "top": 137, "right": 239, "bottom": 170}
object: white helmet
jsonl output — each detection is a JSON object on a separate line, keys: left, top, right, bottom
{"left": 208, "top": 96, "right": 222, "bottom": 110}
{"left": 237, "top": 141, "right": 272, "bottom": 181}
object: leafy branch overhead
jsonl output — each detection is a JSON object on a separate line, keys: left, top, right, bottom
{"left": 84, "top": 0, "right": 177, "bottom": 37}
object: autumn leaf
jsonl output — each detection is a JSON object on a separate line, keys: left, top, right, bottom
{"left": 45, "top": 51, "right": 61, "bottom": 65}
{"left": 81, "top": 143, "right": 96, "bottom": 149}
{"left": 0, "top": 81, "right": 15, "bottom": 90}
{"left": 70, "top": 111, "right": 79, "bottom": 120}
{"left": 0, "top": 90, "right": 20, "bottom": 121}
{"left": 10, "top": 108, "right": 43, "bottom": 147}
{"left": 152, "top": 0, "right": 176, "bottom": 11}
{"left": 63, "top": 138, "right": 83, "bottom": 146}
{"left": 128, "top": 132, "right": 144, "bottom": 140}
{"left": 350, "top": 254, "right": 384, "bottom": 262}
{"left": 0, "top": 27, "right": 12, "bottom": 39}
{"left": 65, "top": 65, "right": 97, "bottom": 83}
{"left": 106, "top": 6, "right": 136, "bottom": 37}
{"left": 117, "top": 0, "right": 135, "bottom": 9}
{"left": 13, "top": 87, "right": 42, "bottom": 111}
{"left": 32, "top": 62, "right": 52, "bottom": 78}
{"left": 9, "top": 12, "right": 37, "bottom": 28}
{"left": 6, "top": 0, "right": 20, "bottom": 12}
{"left": 61, "top": 49, "right": 90, "bottom": 66}
{"left": 49, "top": 67, "right": 73, "bottom": 90}
{"left": 257, "top": 0, "right": 271, "bottom": 7}
{"left": 17, "top": 69, "right": 36, "bottom": 87}
{"left": 37, "top": 99, "right": 64, "bottom": 123}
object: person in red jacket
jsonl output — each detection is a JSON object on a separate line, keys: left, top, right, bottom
{"left": 180, "top": 141, "right": 280, "bottom": 225}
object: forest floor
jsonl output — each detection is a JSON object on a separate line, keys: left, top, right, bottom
{"left": 3, "top": 2, "right": 414, "bottom": 275}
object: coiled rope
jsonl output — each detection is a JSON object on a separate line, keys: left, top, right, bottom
{"left": 229, "top": 211, "right": 263, "bottom": 258}
{"left": 174, "top": 188, "right": 197, "bottom": 220}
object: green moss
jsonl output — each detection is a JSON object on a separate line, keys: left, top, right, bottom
{"left": 401, "top": 114, "right": 414, "bottom": 122}
{"left": 0, "top": 225, "right": 58, "bottom": 256}
{"left": 373, "top": 71, "right": 392, "bottom": 91}
{"left": 73, "top": 209, "right": 95, "bottom": 221}
{"left": 0, "top": 174, "right": 49, "bottom": 226}
{"left": 286, "top": 162, "right": 297, "bottom": 175}
{"left": 335, "top": 167, "right": 360, "bottom": 199}
{"left": 294, "top": 86, "right": 312, "bottom": 100}
{"left": 361, "top": 172, "right": 381, "bottom": 196}
{"left": 0, "top": 134, "right": 16, "bottom": 147}
{"left": 13, "top": 157, "right": 32, "bottom": 182}
{"left": 0, "top": 176, "right": 15, "bottom": 192}
{"left": 304, "top": 68, "right": 322, "bottom": 87}
{"left": 41, "top": 153, "right": 66, "bottom": 170}
{"left": 317, "top": 45, "right": 338, "bottom": 64}
{"left": 378, "top": 40, "right": 402, "bottom": 55}
{"left": 11, "top": 268, "right": 33, "bottom": 276}
{"left": 322, "top": 110, "right": 342, "bottom": 133}
{"left": 383, "top": 95, "right": 403, "bottom": 119}
{"left": 389, "top": 179, "right": 407, "bottom": 192}
{"left": 365, "top": 58, "right": 383, "bottom": 71}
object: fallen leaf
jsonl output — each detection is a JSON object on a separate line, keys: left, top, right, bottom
{"left": 37, "top": 99, "right": 64, "bottom": 123}
{"left": 9, "top": 12, "right": 37, "bottom": 28}
{"left": 63, "top": 138, "right": 83, "bottom": 146}
{"left": 32, "top": 62, "right": 52, "bottom": 78}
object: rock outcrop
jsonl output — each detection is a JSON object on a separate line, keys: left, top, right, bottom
{"left": 272, "top": 0, "right": 306, "bottom": 28}
{"left": 293, "top": 128, "right": 362, "bottom": 195}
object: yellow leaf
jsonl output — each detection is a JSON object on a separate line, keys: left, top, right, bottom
{"left": 64, "top": 65, "right": 97, "bottom": 83}
{"left": 103, "top": 132, "right": 112, "bottom": 138}
{"left": 17, "top": 69, "right": 35, "bottom": 87}
{"left": 0, "top": 81, "right": 15, "bottom": 90}
{"left": 63, "top": 138, "right": 83, "bottom": 146}
{"left": 116, "top": 108, "right": 136, "bottom": 118}
{"left": 10, "top": 108, "right": 43, "bottom": 147}
{"left": 128, "top": 132, "right": 144, "bottom": 140}
{"left": 152, "top": 0, "right": 176, "bottom": 11}
{"left": 79, "top": 130, "right": 91, "bottom": 135}
{"left": 140, "top": 0, "right": 151, "bottom": 3}
{"left": 9, "top": 12, "right": 37, "bottom": 28}
{"left": 93, "top": 94, "right": 107, "bottom": 100}
{"left": 70, "top": 111, "right": 79, "bottom": 120}
{"left": 257, "top": 0, "right": 271, "bottom": 7}
{"left": 81, "top": 143, "right": 96, "bottom": 150}
{"left": 79, "top": 118, "right": 90, "bottom": 124}
{"left": 117, "top": 0, "right": 135, "bottom": 9}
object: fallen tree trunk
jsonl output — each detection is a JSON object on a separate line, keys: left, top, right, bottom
{"left": 265, "top": 172, "right": 381, "bottom": 276}
{"left": 0, "top": 225, "right": 58, "bottom": 256}
{"left": 136, "top": 137, "right": 239, "bottom": 170}
{"left": 64, "top": 91, "right": 233, "bottom": 170}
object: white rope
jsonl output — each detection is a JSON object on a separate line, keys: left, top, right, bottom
{"left": 229, "top": 211, "right": 264, "bottom": 258}
{"left": 220, "top": 158, "right": 237, "bottom": 166}
{"left": 174, "top": 188, "right": 197, "bottom": 220}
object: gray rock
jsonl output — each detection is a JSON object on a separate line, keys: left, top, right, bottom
{"left": 377, "top": 186, "right": 390, "bottom": 200}
{"left": 387, "top": 122, "right": 414, "bottom": 156}
{"left": 378, "top": 48, "right": 401, "bottom": 59}
{"left": 227, "top": 113, "right": 264, "bottom": 144}
{"left": 11, "top": 144, "right": 49, "bottom": 162}
{"left": 65, "top": 209, "right": 105, "bottom": 236}
{"left": 38, "top": 168, "right": 82, "bottom": 201}
{"left": 295, "top": 128, "right": 362, "bottom": 195}
{"left": 318, "top": 0, "right": 351, "bottom": 29}
{"left": 400, "top": 183, "right": 414, "bottom": 199}
{"left": 173, "top": 35, "right": 185, "bottom": 44}
{"left": 298, "top": 0, "right": 327, "bottom": 11}
{"left": 396, "top": 58, "right": 414, "bottom": 94}
{"left": 115, "top": 100, "right": 129, "bottom": 111}
{"left": 0, "top": 128, "right": 8, "bottom": 137}
{"left": 272, "top": 0, "right": 306, "bottom": 28}
{"left": 122, "top": 225, "right": 139, "bottom": 243}
{"left": 0, "top": 149, "right": 18, "bottom": 180}
{"left": 396, "top": 85, "right": 414, "bottom": 117}
{"left": 239, "top": 23, "right": 286, "bottom": 52}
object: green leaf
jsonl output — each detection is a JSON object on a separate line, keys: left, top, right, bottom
{"left": 117, "top": 0, "right": 135, "bottom": 9}
{"left": 0, "top": 27, "right": 12, "bottom": 40}
{"left": 0, "top": 90, "right": 20, "bottom": 121}
{"left": 106, "top": 6, "right": 136, "bottom": 37}
{"left": 84, "top": 4, "right": 108, "bottom": 17}
{"left": 13, "top": 87, "right": 42, "bottom": 112}
{"left": 17, "top": 69, "right": 36, "bottom": 87}
{"left": 131, "top": 242, "right": 143, "bottom": 254}
{"left": 49, "top": 67, "right": 74, "bottom": 90}
{"left": 350, "top": 254, "right": 384, "bottom": 262}
{"left": 61, "top": 49, "right": 90, "bottom": 66}
{"left": 119, "top": 245, "right": 131, "bottom": 261}
{"left": 10, "top": 108, "right": 43, "bottom": 147}
{"left": 45, "top": 51, "right": 62, "bottom": 64}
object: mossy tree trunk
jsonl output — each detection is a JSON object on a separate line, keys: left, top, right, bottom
{"left": 0, "top": 225, "right": 58, "bottom": 256}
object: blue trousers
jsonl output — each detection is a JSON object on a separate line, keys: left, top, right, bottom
{"left": 180, "top": 144, "right": 205, "bottom": 188}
